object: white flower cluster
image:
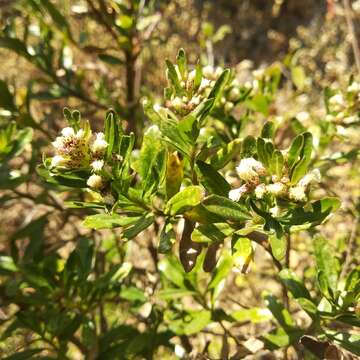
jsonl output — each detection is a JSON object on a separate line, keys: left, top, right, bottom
{"left": 51, "top": 126, "right": 109, "bottom": 191}
{"left": 165, "top": 64, "right": 240, "bottom": 116}
{"left": 229, "top": 157, "right": 321, "bottom": 205}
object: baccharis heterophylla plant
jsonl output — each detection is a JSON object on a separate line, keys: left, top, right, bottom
{"left": 40, "top": 48, "right": 340, "bottom": 276}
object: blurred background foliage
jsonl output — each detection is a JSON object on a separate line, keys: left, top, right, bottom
{"left": 0, "top": 0, "right": 360, "bottom": 359}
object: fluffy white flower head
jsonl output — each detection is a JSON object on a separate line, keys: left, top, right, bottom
{"left": 87, "top": 174, "right": 104, "bottom": 190}
{"left": 289, "top": 186, "right": 306, "bottom": 202}
{"left": 298, "top": 169, "right": 321, "bottom": 188}
{"left": 229, "top": 185, "right": 248, "bottom": 202}
{"left": 61, "top": 127, "right": 75, "bottom": 137}
{"left": 255, "top": 184, "right": 266, "bottom": 199}
{"left": 266, "top": 182, "right": 287, "bottom": 196}
{"left": 91, "top": 132, "right": 108, "bottom": 153}
{"left": 236, "top": 157, "right": 266, "bottom": 183}
{"left": 91, "top": 159, "right": 104, "bottom": 171}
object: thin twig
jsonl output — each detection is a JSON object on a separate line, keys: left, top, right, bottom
{"left": 343, "top": 0, "right": 360, "bottom": 74}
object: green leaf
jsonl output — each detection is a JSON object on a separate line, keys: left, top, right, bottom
{"left": 159, "top": 221, "right": 176, "bottom": 253}
{"left": 166, "top": 152, "right": 183, "bottom": 199}
{"left": 297, "top": 298, "right": 318, "bottom": 315}
{"left": 287, "top": 134, "right": 304, "bottom": 170}
{"left": 8, "top": 128, "right": 33, "bottom": 158}
{"left": 157, "top": 288, "right": 196, "bottom": 300}
{"left": 194, "top": 62, "right": 202, "bottom": 91}
{"left": 0, "top": 80, "right": 17, "bottom": 112}
{"left": 210, "top": 138, "right": 242, "bottom": 170}
{"left": 232, "top": 236, "right": 253, "bottom": 272}
{"left": 290, "top": 132, "right": 313, "bottom": 185}
{"left": 279, "top": 269, "right": 312, "bottom": 300}
{"left": 196, "top": 160, "right": 231, "bottom": 197}
{"left": 123, "top": 214, "right": 154, "bottom": 240}
{"left": 98, "top": 53, "right": 124, "bottom": 65}
{"left": 133, "top": 125, "right": 162, "bottom": 180}
{"left": 261, "top": 121, "right": 275, "bottom": 139}
{"left": 11, "top": 214, "right": 48, "bottom": 263}
{"left": 0, "top": 37, "right": 32, "bottom": 60}
{"left": 39, "top": 0, "right": 72, "bottom": 38}
{"left": 246, "top": 93, "right": 270, "bottom": 115}
{"left": 192, "top": 223, "right": 234, "bottom": 243}
{"left": 83, "top": 214, "right": 140, "bottom": 230}
{"left": 208, "top": 251, "right": 233, "bottom": 290}
{"left": 104, "top": 110, "right": 122, "bottom": 160}
{"left": 291, "top": 66, "right": 306, "bottom": 91}
{"left": 165, "top": 185, "right": 204, "bottom": 216}
{"left": 241, "top": 135, "right": 257, "bottom": 158}
{"left": 177, "top": 111, "right": 199, "bottom": 144}
{"left": 264, "top": 293, "right": 296, "bottom": 331}
{"left": 257, "top": 137, "right": 269, "bottom": 169}
{"left": 120, "top": 287, "right": 146, "bottom": 303}
{"left": 176, "top": 48, "right": 187, "bottom": 79}
{"left": 314, "top": 235, "right": 339, "bottom": 294}
{"left": 231, "top": 308, "right": 272, "bottom": 323}
{"left": 345, "top": 267, "right": 360, "bottom": 293}
{"left": 165, "top": 59, "right": 183, "bottom": 95}
{"left": 207, "top": 69, "right": 231, "bottom": 105}
{"left": 272, "top": 150, "right": 284, "bottom": 178}
{"left": 325, "top": 332, "right": 360, "bottom": 355}
{"left": 202, "top": 195, "right": 251, "bottom": 222}
{"left": 280, "top": 197, "right": 341, "bottom": 229}
{"left": 183, "top": 310, "right": 212, "bottom": 335}
{"left": 0, "top": 256, "right": 17, "bottom": 274}
{"left": 158, "top": 256, "right": 185, "bottom": 288}
{"left": 269, "top": 233, "right": 286, "bottom": 261}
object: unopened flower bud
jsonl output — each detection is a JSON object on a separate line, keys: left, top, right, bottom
{"left": 228, "top": 87, "right": 240, "bottom": 101}
{"left": 202, "top": 65, "right": 214, "bottom": 79}
{"left": 188, "top": 69, "right": 196, "bottom": 82}
{"left": 225, "top": 102, "right": 234, "bottom": 112}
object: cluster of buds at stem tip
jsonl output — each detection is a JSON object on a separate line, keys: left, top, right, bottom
{"left": 164, "top": 64, "right": 240, "bottom": 116}
{"left": 50, "top": 125, "right": 108, "bottom": 191}
{"left": 229, "top": 157, "right": 321, "bottom": 205}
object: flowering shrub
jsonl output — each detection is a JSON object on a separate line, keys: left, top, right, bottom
{"left": 24, "top": 49, "right": 358, "bottom": 358}
{"left": 0, "top": 2, "right": 360, "bottom": 358}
